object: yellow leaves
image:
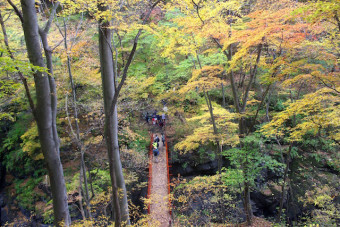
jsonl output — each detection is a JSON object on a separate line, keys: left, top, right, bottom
{"left": 84, "top": 135, "right": 103, "bottom": 146}
{"left": 155, "top": 0, "right": 244, "bottom": 58}
{"left": 281, "top": 74, "right": 313, "bottom": 88}
{"left": 123, "top": 76, "right": 156, "bottom": 100}
{"left": 173, "top": 174, "right": 227, "bottom": 209}
{"left": 261, "top": 88, "right": 340, "bottom": 142}
{"left": 295, "top": 0, "right": 340, "bottom": 29}
{"left": 156, "top": 25, "right": 203, "bottom": 59}
{"left": 21, "top": 122, "right": 43, "bottom": 161}
{"left": 174, "top": 125, "right": 211, "bottom": 153}
{"left": 175, "top": 104, "right": 239, "bottom": 153}
{"left": 179, "top": 65, "right": 224, "bottom": 94}
{"left": 302, "top": 185, "right": 338, "bottom": 209}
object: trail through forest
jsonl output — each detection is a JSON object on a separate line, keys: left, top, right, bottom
{"left": 149, "top": 133, "right": 171, "bottom": 226}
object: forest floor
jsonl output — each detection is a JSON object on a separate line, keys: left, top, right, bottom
{"left": 149, "top": 132, "right": 171, "bottom": 227}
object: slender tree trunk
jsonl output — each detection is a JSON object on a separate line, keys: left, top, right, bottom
{"left": 277, "top": 144, "right": 292, "bottom": 222}
{"left": 221, "top": 82, "right": 226, "bottom": 108}
{"left": 243, "top": 180, "right": 252, "bottom": 225}
{"left": 203, "top": 89, "right": 225, "bottom": 220}
{"left": 252, "top": 84, "right": 271, "bottom": 128}
{"left": 98, "top": 12, "right": 130, "bottom": 226}
{"left": 239, "top": 118, "right": 253, "bottom": 226}
{"left": 205, "top": 91, "right": 223, "bottom": 173}
{"left": 61, "top": 17, "right": 92, "bottom": 218}
{"left": 265, "top": 91, "right": 271, "bottom": 122}
{"left": 78, "top": 165, "right": 86, "bottom": 220}
{"left": 334, "top": 13, "right": 340, "bottom": 32}
{"left": 191, "top": 54, "right": 197, "bottom": 69}
{"left": 19, "top": 0, "right": 70, "bottom": 225}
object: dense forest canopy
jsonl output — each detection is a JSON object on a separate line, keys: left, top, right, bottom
{"left": 0, "top": 0, "right": 339, "bottom": 226}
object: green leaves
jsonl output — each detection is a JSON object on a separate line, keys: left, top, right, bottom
{"left": 0, "top": 48, "right": 48, "bottom": 76}
{"left": 223, "top": 135, "right": 284, "bottom": 185}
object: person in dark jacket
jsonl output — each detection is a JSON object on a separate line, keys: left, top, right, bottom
{"left": 161, "top": 133, "right": 165, "bottom": 146}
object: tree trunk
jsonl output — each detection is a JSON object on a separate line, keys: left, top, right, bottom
{"left": 277, "top": 144, "right": 292, "bottom": 222}
{"left": 243, "top": 181, "right": 252, "bottom": 225}
{"left": 98, "top": 13, "right": 130, "bottom": 226}
{"left": 221, "top": 82, "right": 226, "bottom": 108}
{"left": 203, "top": 89, "right": 225, "bottom": 220}
{"left": 20, "top": 0, "right": 70, "bottom": 225}
{"left": 239, "top": 117, "right": 253, "bottom": 226}
{"left": 61, "top": 17, "right": 91, "bottom": 218}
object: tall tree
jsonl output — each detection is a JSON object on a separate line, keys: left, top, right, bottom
{"left": 8, "top": 0, "right": 71, "bottom": 225}
{"left": 97, "top": 0, "right": 161, "bottom": 225}
{"left": 98, "top": 3, "right": 129, "bottom": 225}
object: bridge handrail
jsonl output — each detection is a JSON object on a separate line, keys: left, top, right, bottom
{"left": 147, "top": 133, "right": 153, "bottom": 214}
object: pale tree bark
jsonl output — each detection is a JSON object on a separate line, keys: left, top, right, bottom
{"left": 16, "top": 0, "right": 71, "bottom": 225}
{"left": 98, "top": 9, "right": 129, "bottom": 226}
{"left": 98, "top": 1, "right": 161, "bottom": 225}
{"left": 221, "top": 82, "right": 226, "bottom": 109}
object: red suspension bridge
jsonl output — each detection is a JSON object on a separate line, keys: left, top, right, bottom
{"left": 147, "top": 131, "right": 172, "bottom": 226}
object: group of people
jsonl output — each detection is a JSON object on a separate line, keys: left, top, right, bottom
{"left": 145, "top": 111, "right": 166, "bottom": 128}
{"left": 152, "top": 133, "right": 165, "bottom": 162}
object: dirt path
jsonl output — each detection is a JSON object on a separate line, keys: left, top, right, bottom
{"left": 149, "top": 133, "right": 171, "bottom": 226}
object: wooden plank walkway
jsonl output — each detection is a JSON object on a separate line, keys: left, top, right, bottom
{"left": 148, "top": 133, "right": 171, "bottom": 226}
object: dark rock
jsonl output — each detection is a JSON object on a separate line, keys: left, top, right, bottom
{"left": 250, "top": 191, "right": 279, "bottom": 217}
{"left": 171, "top": 160, "right": 220, "bottom": 176}
{"left": 0, "top": 162, "right": 5, "bottom": 190}
{"left": 0, "top": 193, "right": 8, "bottom": 226}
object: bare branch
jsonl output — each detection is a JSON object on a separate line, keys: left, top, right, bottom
{"left": 43, "top": 1, "right": 60, "bottom": 33}
{"left": 7, "top": 0, "right": 23, "bottom": 24}
{"left": 0, "top": 9, "right": 35, "bottom": 114}
{"left": 52, "top": 39, "right": 64, "bottom": 51}
{"left": 70, "top": 12, "right": 84, "bottom": 50}
{"left": 241, "top": 43, "right": 263, "bottom": 112}
{"left": 65, "top": 94, "right": 78, "bottom": 140}
{"left": 315, "top": 76, "right": 340, "bottom": 94}
{"left": 191, "top": 0, "right": 204, "bottom": 25}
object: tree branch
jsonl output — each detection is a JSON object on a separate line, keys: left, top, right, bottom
{"left": 252, "top": 83, "right": 271, "bottom": 127}
{"left": 43, "top": 1, "right": 60, "bottom": 33}
{"left": 0, "top": 9, "right": 35, "bottom": 114}
{"left": 334, "top": 12, "right": 340, "bottom": 32}
{"left": 241, "top": 43, "right": 262, "bottom": 112}
{"left": 52, "top": 39, "right": 64, "bottom": 51}
{"left": 109, "top": 0, "right": 162, "bottom": 115}
{"left": 192, "top": 0, "right": 204, "bottom": 25}
{"left": 315, "top": 75, "right": 340, "bottom": 94}
{"left": 7, "top": 0, "right": 23, "bottom": 24}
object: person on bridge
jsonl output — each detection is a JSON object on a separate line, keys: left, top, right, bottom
{"left": 162, "top": 113, "right": 166, "bottom": 124}
{"left": 153, "top": 141, "right": 159, "bottom": 162}
{"left": 154, "top": 135, "right": 160, "bottom": 147}
{"left": 152, "top": 112, "right": 157, "bottom": 125}
{"left": 161, "top": 133, "right": 165, "bottom": 146}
